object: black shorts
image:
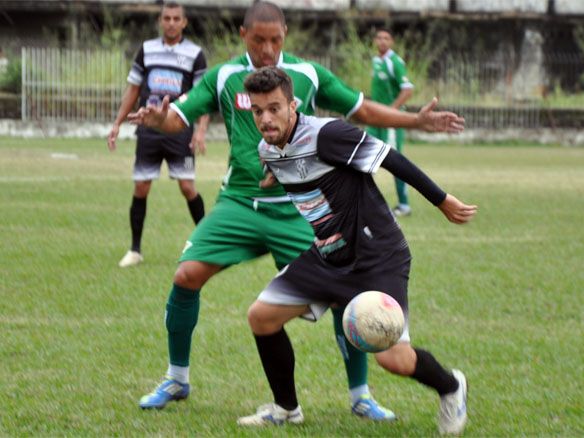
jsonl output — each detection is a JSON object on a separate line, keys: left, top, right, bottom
{"left": 133, "top": 126, "right": 194, "bottom": 181}
{"left": 259, "top": 246, "right": 411, "bottom": 322}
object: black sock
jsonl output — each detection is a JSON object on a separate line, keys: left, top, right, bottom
{"left": 411, "top": 348, "right": 459, "bottom": 396}
{"left": 254, "top": 329, "right": 298, "bottom": 410}
{"left": 130, "top": 196, "right": 147, "bottom": 252}
{"left": 187, "top": 194, "right": 205, "bottom": 224}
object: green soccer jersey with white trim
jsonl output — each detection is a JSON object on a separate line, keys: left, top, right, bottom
{"left": 370, "top": 50, "right": 413, "bottom": 107}
{"left": 171, "top": 52, "right": 363, "bottom": 198}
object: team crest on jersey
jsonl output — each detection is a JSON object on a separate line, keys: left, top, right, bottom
{"left": 235, "top": 93, "right": 252, "bottom": 110}
{"left": 176, "top": 55, "right": 188, "bottom": 67}
{"left": 295, "top": 158, "right": 308, "bottom": 180}
{"left": 179, "top": 94, "right": 188, "bottom": 103}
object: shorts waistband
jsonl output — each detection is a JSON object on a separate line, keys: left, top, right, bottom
{"left": 251, "top": 195, "right": 291, "bottom": 203}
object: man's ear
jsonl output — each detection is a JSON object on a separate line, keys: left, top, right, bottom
{"left": 239, "top": 26, "right": 246, "bottom": 39}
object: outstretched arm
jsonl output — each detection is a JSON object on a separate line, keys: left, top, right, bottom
{"left": 127, "top": 95, "right": 186, "bottom": 133}
{"left": 352, "top": 97, "right": 464, "bottom": 133}
{"left": 381, "top": 148, "right": 477, "bottom": 223}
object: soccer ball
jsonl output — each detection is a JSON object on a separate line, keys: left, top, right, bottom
{"left": 342, "top": 291, "right": 404, "bottom": 353}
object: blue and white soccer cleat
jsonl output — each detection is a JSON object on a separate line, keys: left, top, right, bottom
{"left": 139, "top": 377, "right": 190, "bottom": 410}
{"left": 352, "top": 394, "right": 397, "bottom": 421}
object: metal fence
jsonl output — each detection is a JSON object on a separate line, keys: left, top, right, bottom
{"left": 432, "top": 52, "right": 584, "bottom": 129}
{"left": 21, "top": 47, "right": 128, "bottom": 122}
{"left": 20, "top": 47, "right": 584, "bottom": 129}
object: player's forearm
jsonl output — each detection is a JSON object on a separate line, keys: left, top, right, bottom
{"left": 352, "top": 99, "right": 419, "bottom": 129}
{"left": 196, "top": 114, "right": 210, "bottom": 133}
{"left": 381, "top": 149, "right": 446, "bottom": 206}
{"left": 157, "top": 109, "right": 187, "bottom": 133}
{"left": 391, "top": 88, "right": 413, "bottom": 110}
{"left": 113, "top": 85, "right": 140, "bottom": 126}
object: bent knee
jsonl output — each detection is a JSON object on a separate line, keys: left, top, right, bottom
{"left": 247, "top": 301, "right": 283, "bottom": 335}
{"left": 375, "top": 342, "right": 416, "bottom": 376}
{"left": 173, "top": 261, "right": 220, "bottom": 289}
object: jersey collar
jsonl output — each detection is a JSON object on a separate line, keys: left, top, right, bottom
{"left": 380, "top": 49, "right": 394, "bottom": 59}
{"left": 245, "top": 52, "right": 284, "bottom": 70}
{"left": 161, "top": 36, "right": 185, "bottom": 50}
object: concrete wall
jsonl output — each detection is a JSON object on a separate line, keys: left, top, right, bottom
{"left": 555, "top": 0, "right": 584, "bottom": 14}
{"left": 456, "top": 0, "right": 548, "bottom": 13}
{"left": 355, "top": 0, "right": 449, "bottom": 12}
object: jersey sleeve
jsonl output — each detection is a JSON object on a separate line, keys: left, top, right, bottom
{"left": 171, "top": 65, "right": 219, "bottom": 126}
{"left": 390, "top": 56, "right": 414, "bottom": 90}
{"left": 192, "top": 50, "right": 207, "bottom": 87}
{"left": 127, "top": 45, "right": 144, "bottom": 86}
{"left": 316, "top": 119, "right": 391, "bottom": 174}
{"left": 312, "top": 63, "right": 363, "bottom": 118}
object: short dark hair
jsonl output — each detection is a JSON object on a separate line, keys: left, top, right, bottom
{"left": 243, "top": 1, "right": 286, "bottom": 29}
{"left": 162, "top": 1, "right": 185, "bottom": 15}
{"left": 244, "top": 66, "right": 294, "bottom": 102}
{"left": 375, "top": 28, "right": 393, "bottom": 37}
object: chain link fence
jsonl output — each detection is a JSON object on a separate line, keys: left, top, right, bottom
{"left": 21, "top": 47, "right": 128, "bottom": 122}
{"left": 20, "top": 47, "right": 584, "bottom": 128}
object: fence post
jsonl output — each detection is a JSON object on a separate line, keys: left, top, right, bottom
{"left": 21, "top": 47, "right": 26, "bottom": 121}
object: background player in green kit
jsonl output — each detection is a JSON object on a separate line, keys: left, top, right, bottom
{"left": 128, "top": 1, "right": 465, "bottom": 417}
{"left": 367, "top": 29, "right": 414, "bottom": 217}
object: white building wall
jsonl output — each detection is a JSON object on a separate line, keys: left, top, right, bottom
{"left": 456, "top": 0, "right": 548, "bottom": 13}
{"left": 355, "top": 0, "right": 449, "bottom": 12}
{"left": 555, "top": 0, "right": 584, "bottom": 14}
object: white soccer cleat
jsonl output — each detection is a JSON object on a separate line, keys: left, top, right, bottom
{"left": 118, "top": 250, "right": 143, "bottom": 268}
{"left": 237, "top": 403, "right": 304, "bottom": 426}
{"left": 438, "top": 369, "right": 468, "bottom": 435}
{"left": 392, "top": 205, "right": 412, "bottom": 217}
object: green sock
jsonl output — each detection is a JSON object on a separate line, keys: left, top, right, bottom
{"left": 332, "top": 306, "right": 368, "bottom": 389}
{"left": 166, "top": 284, "right": 200, "bottom": 367}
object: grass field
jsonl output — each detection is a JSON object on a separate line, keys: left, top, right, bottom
{"left": 1, "top": 136, "right": 583, "bottom": 437}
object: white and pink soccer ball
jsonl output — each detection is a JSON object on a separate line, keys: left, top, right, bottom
{"left": 342, "top": 291, "right": 405, "bottom": 353}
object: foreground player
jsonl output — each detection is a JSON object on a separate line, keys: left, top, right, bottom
{"left": 108, "top": 1, "right": 209, "bottom": 268}
{"left": 128, "top": 1, "right": 465, "bottom": 417}
{"left": 237, "top": 67, "right": 476, "bottom": 435}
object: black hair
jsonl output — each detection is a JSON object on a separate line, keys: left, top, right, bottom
{"left": 243, "top": 1, "right": 286, "bottom": 29}
{"left": 244, "top": 66, "right": 294, "bottom": 102}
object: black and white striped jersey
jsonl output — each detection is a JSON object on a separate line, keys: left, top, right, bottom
{"left": 259, "top": 113, "right": 410, "bottom": 269}
{"left": 128, "top": 37, "right": 207, "bottom": 107}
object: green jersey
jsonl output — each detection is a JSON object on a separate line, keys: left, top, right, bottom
{"left": 172, "top": 52, "right": 362, "bottom": 198}
{"left": 370, "top": 50, "right": 413, "bottom": 107}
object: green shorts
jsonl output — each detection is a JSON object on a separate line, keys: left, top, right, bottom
{"left": 179, "top": 192, "right": 314, "bottom": 269}
{"left": 366, "top": 127, "right": 404, "bottom": 152}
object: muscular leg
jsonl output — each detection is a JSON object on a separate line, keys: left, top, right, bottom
{"left": 166, "top": 261, "right": 222, "bottom": 369}
{"left": 178, "top": 179, "right": 205, "bottom": 225}
{"left": 375, "top": 342, "right": 458, "bottom": 395}
{"left": 130, "top": 181, "right": 152, "bottom": 252}
{"left": 247, "top": 301, "right": 307, "bottom": 410}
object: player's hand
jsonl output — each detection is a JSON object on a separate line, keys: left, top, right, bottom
{"left": 417, "top": 97, "right": 465, "bottom": 133}
{"left": 190, "top": 129, "right": 207, "bottom": 155}
{"left": 259, "top": 171, "right": 278, "bottom": 189}
{"left": 127, "top": 95, "right": 170, "bottom": 128}
{"left": 438, "top": 193, "right": 478, "bottom": 224}
{"left": 107, "top": 124, "right": 119, "bottom": 151}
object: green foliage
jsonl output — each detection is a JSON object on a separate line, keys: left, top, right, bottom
{"left": 0, "top": 55, "right": 21, "bottom": 93}
{"left": 200, "top": 20, "right": 245, "bottom": 66}
{"left": 334, "top": 21, "right": 372, "bottom": 93}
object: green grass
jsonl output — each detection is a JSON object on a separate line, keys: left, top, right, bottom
{"left": 1, "top": 136, "right": 583, "bottom": 436}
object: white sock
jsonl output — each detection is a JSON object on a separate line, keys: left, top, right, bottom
{"left": 350, "top": 384, "right": 370, "bottom": 405}
{"left": 166, "top": 364, "right": 189, "bottom": 384}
